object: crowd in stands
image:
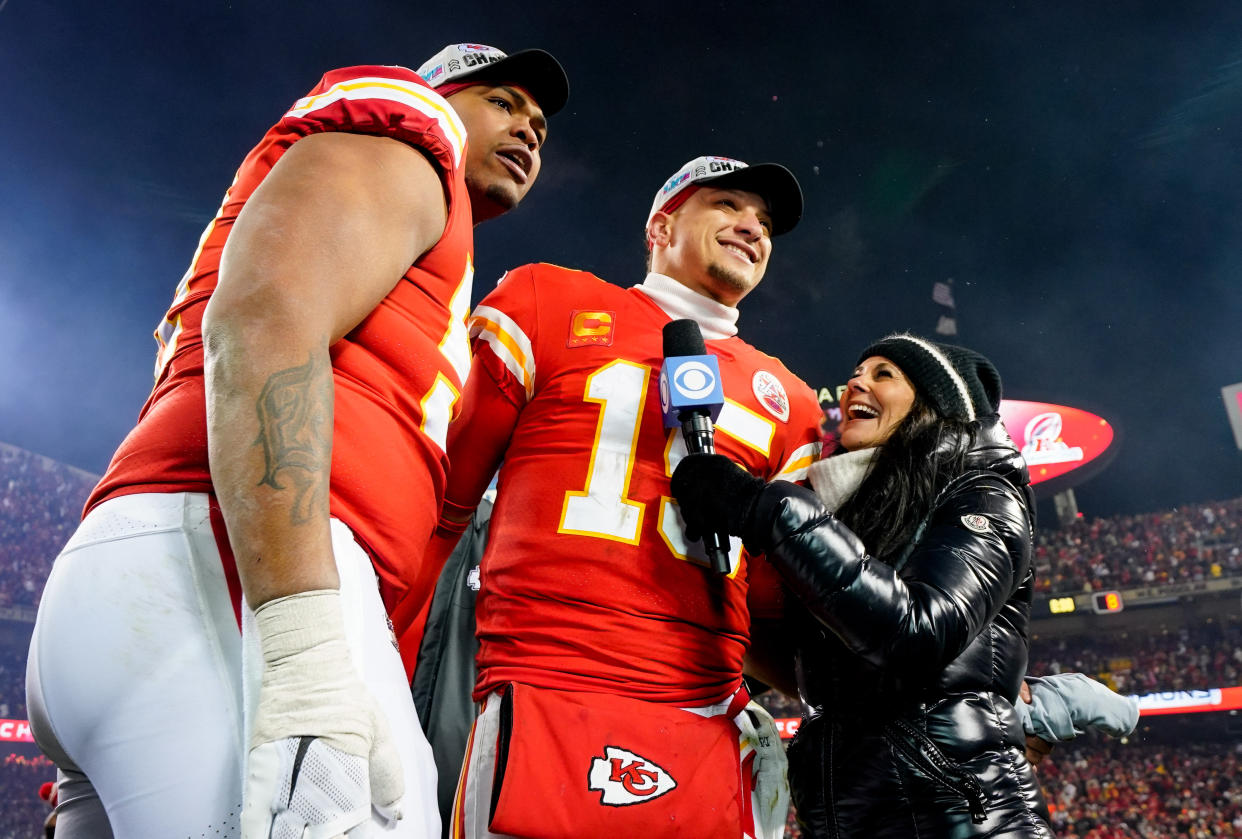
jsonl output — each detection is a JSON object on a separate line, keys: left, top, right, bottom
{"left": 1035, "top": 497, "right": 1242, "bottom": 596}
{"left": 1031, "top": 619, "right": 1242, "bottom": 695}
{"left": 1, "top": 754, "right": 53, "bottom": 839}
{"left": 0, "top": 444, "right": 96, "bottom": 612}
{"left": 0, "top": 642, "right": 29, "bottom": 721}
{"left": 1038, "top": 736, "right": 1242, "bottom": 838}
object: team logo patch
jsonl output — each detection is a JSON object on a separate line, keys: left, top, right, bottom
{"left": 961, "top": 514, "right": 991, "bottom": 534}
{"left": 587, "top": 746, "right": 677, "bottom": 806}
{"left": 567, "top": 310, "right": 615, "bottom": 348}
{"left": 752, "top": 370, "right": 790, "bottom": 422}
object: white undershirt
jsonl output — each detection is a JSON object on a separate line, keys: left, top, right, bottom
{"left": 634, "top": 272, "right": 739, "bottom": 340}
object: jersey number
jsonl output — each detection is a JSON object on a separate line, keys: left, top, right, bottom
{"left": 558, "top": 360, "right": 776, "bottom": 575}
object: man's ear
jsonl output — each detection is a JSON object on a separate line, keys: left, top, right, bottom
{"left": 647, "top": 212, "right": 673, "bottom": 250}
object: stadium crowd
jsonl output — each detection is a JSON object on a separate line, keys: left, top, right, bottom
{"left": 0, "top": 444, "right": 95, "bottom": 612}
{"left": 1, "top": 753, "right": 53, "bottom": 839}
{"left": 1038, "top": 737, "right": 1242, "bottom": 838}
{"left": 1030, "top": 620, "right": 1242, "bottom": 695}
{"left": 1035, "top": 497, "right": 1242, "bottom": 596}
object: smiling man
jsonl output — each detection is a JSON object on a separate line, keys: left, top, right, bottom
{"left": 26, "top": 43, "right": 567, "bottom": 839}
{"left": 426, "top": 156, "right": 820, "bottom": 838}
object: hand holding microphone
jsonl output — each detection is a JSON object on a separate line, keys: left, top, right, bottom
{"left": 659, "top": 319, "right": 738, "bottom": 574}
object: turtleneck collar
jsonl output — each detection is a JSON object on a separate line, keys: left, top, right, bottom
{"left": 635, "top": 272, "right": 739, "bottom": 340}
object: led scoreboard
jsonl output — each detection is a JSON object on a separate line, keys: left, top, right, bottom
{"left": 1092, "top": 590, "right": 1124, "bottom": 614}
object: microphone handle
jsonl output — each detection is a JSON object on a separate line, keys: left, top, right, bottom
{"left": 679, "top": 412, "right": 732, "bottom": 574}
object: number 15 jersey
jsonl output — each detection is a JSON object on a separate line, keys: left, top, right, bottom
{"left": 454, "top": 263, "right": 822, "bottom": 705}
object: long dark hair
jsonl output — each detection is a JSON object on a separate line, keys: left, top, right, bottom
{"left": 834, "top": 391, "right": 976, "bottom": 562}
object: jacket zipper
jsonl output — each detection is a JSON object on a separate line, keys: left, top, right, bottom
{"left": 885, "top": 718, "right": 988, "bottom": 824}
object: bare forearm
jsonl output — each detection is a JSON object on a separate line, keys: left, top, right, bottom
{"left": 206, "top": 329, "right": 338, "bottom": 608}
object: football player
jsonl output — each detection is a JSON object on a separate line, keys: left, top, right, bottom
{"left": 26, "top": 44, "right": 568, "bottom": 839}
{"left": 430, "top": 156, "right": 819, "bottom": 839}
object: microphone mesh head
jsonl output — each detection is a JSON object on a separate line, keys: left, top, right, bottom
{"left": 662, "top": 319, "right": 706, "bottom": 357}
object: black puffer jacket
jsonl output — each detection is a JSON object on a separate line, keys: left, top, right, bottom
{"left": 752, "top": 417, "right": 1053, "bottom": 838}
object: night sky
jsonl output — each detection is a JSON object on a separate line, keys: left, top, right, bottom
{"left": 2, "top": 1, "right": 1240, "bottom": 521}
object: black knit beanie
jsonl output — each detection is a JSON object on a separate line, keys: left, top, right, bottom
{"left": 856, "top": 333, "right": 1002, "bottom": 421}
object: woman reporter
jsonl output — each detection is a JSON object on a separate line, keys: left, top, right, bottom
{"left": 672, "top": 333, "right": 1054, "bottom": 838}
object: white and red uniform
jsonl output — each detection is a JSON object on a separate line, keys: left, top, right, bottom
{"left": 27, "top": 65, "right": 471, "bottom": 838}
{"left": 441, "top": 264, "right": 820, "bottom": 837}
{"left": 90, "top": 65, "right": 475, "bottom": 660}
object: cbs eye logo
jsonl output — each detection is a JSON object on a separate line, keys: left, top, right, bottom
{"left": 673, "top": 361, "right": 717, "bottom": 399}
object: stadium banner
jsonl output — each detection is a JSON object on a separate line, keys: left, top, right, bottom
{"left": 1132, "top": 686, "right": 1242, "bottom": 717}
{"left": 0, "top": 719, "right": 35, "bottom": 743}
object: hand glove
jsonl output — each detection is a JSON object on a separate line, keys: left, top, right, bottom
{"left": 241, "top": 589, "right": 404, "bottom": 839}
{"left": 1017, "top": 672, "right": 1140, "bottom": 743}
{"left": 670, "top": 453, "right": 765, "bottom": 542}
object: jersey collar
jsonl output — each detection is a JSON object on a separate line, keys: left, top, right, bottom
{"left": 635, "top": 272, "right": 739, "bottom": 340}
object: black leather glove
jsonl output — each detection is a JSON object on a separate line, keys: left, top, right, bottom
{"left": 670, "top": 453, "right": 765, "bottom": 543}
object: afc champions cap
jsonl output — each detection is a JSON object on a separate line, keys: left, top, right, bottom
{"left": 417, "top": 43, "right": 570, "bottom": 116}
{"left": 648, "top": 156, "right": 803, "bottom": 235}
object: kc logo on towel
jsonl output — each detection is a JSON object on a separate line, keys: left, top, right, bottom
{"left": 587, "top": 746, "right": 677, "bottom": 805}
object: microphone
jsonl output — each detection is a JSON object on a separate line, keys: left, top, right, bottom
{"left": 659, "top": 319, "right": 731, "bottom": 574}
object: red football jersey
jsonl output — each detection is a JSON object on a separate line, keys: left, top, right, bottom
{"left": 456, "top": 264, "right": 822, "bottom": 705}
{"left": 89, "top": 66, "right": 475, "bottom": 642}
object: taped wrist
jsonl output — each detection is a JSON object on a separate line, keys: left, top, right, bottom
{"left": 251, "top": 589, "right": 370, "bottom": 755}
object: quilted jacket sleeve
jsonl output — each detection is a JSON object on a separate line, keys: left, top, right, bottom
{"left": 751, "top": 473, "right": 1033, "bottom": 684}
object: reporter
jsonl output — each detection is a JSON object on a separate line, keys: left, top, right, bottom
{"left": 672, "top": 333, "right": 1053, "bottom": 837}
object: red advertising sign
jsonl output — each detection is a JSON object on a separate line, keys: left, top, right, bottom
{"left": 0, "top": 719, "right": 34, "bottom": 742}
{"left": 997, "top": 400, "right": 1115, "bottom": 487}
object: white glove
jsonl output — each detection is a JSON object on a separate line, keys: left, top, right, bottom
{"left": 241, "top": 589, "right": 404, "bottom": 839}
{"left": 737, "top": 700, "right": 790, "bottom": 839}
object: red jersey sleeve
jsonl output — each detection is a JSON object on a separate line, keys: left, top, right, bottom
{"left": 279, "top": 65, "right": 468, "bottom": 180}
{"left": 432, "top": 267, "right": 539, "bottom": 541}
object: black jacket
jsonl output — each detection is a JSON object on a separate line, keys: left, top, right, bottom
{"left": 752, "top": 417, "right": 1053, "bottom": 838}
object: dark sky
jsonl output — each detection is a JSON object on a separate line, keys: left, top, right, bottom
{"left": 2, "top": 1, "right": 1240, "bottom": 520}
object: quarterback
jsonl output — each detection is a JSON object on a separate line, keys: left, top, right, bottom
{"left": 431, "top": 156, "right": 820, "bottom": 838}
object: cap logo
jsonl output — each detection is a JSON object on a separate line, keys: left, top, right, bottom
{"left": 420, "top": 64, "right": 445, "bottom": 82}
{"left": 661, "top": 171, "right": 692, "bottom": 196}
{"left": 461, "top": 51, "right": 503, "bottom": 69}
{"left": 752, "top": 370, "right": 790, "bottom": 422}
{"left": 460, "top": 43, "right": 492, "bottom": 52}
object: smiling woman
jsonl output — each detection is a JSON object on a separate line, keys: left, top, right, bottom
{"left": 672, "top": 333, "right": 1052, "bottom": 838}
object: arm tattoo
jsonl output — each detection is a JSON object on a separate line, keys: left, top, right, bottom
{"left": 255, "top": 353, "right": 333, "bottom": 525}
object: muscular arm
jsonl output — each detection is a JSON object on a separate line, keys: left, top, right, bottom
{"left": 204, "top": 131, "right": 449, "bottom": 608}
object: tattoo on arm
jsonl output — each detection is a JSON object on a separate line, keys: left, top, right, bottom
{"left": 255, "top": 353, "right": 333, "bottom": 525}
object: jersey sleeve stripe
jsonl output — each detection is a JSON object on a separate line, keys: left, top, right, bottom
{"left": 772, "top": 442, "right": 823, "bottom": 482}
{"left": 285, "top": 77, "right": 467, "bottom": 167}
{"left": 470, "top": 305, "right": 535, "bottom": 400}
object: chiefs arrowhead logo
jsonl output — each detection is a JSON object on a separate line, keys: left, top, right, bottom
{"left": 587, "top": 746, "right": 677, "bottom": 805}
